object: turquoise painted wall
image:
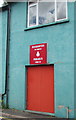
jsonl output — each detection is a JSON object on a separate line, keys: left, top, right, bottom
{"left": 2, "top": 11, "right": 7, "bottom": 95}
{"left": 0, "top": 11, "right": 2, "bottom": 95}
{"left": 8, "top": 3, "right": 27, "bottom": 110}
{"left": 0, "top": 10, "right": 7, "bottom": 96}
{"left": 0, "top": 10, "right": 2, "bottom": 106}
{"left": 74, "top": 1, "right": 76, "bottom": 118}
{"left": 0, "top": 9, "right": 7, "bottom": 106}
{"left": 1, "top": 2, "right": 75, "bottom": 118}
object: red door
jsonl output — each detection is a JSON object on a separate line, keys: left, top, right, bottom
{"left": 27, "top": 65, "right": 54, "bottom": 113}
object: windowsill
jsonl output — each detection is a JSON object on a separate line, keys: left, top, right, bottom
{"left": 24, "top": 19, "right": 69, "bottom": 31}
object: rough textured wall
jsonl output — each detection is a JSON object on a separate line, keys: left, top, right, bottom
{"left": 2, "top": 10, "right": 7, "bottom": 95}
{"left": 0, "top": 10, "right": 7, "bottom": 95}
{"left": 0, "top": 10, "right": 2, "bottom": 94}
{"left": 3, "top": 2, "right": 74, "bottom": 118}
{"left": 74, "top": 1, "right": 76, "bottom": 118}
{"left": 8, "top": 2, "right": 27, "bottom": 110}
{"left": 0, "top": 10, "right": 2, "bottom": 107}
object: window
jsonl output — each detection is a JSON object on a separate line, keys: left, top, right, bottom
{"left": 28, "top": 0, "right": 67, "bottom": 27}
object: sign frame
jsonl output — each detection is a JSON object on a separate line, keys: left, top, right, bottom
{"left": 30, "top": 43, "right": 47, "bottom": 64}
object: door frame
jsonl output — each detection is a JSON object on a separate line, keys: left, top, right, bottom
{"left": 25, "top": 64, "right": 55, "bottom": 116}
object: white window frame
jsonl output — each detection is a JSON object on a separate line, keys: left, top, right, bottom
{"left": 28, "top": 2, "right": 38, "bottom": 27}
{"left": 55, "top": 0, "right": 68, "bottom": 22}
{"left": 28, "top": 0, "right": 68, "bottom": 27}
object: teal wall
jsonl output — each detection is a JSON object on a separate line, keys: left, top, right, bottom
{"left": 1, "top": 2, "right": 75, "bottom": 118}
{"left": 0, "top": 10, "right": 7, "bottom": 95}
{"left": 8, "top": 3, "right": 27, "bottom": 110}
{"left": 0, "top": 11, "right": 2, "bottom": 95}
{"left": 74, "top": 1, "right": 76, "bottom": 118}
{"left": 0, "top": 10, "right": 2, "bottom": 106}
{"left": 2, "top": 11, "right": 7, "bottom": 95}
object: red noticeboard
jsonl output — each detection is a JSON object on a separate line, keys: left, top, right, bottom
{"left": 30, "top": 43, "right": 47, "bottom": 64}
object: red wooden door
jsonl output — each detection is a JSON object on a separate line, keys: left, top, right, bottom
{"left": 27, "top": 65, "right": 54, "bottom": 113}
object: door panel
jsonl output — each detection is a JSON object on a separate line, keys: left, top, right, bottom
{"left": 27, "top": 65, "right": 54, "bottom": 113}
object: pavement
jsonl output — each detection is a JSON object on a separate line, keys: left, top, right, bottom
{"left": 0, "top": 109, "right": 56, "bottom": 120}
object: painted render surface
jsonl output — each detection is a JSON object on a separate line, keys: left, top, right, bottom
{"left": 74, "top": 2, "right": 76, "bottom": 118}
{"left": 0, "top": 10, "right": 2, "bottom": 105}
{"left": 0, "top": 11, "right": 2, "bottom": 94}
{"left": 1, "top": 2, "right": 75, "bottom": 118}
{"left": 0, "top": 10, "right": 7, "bottom": 95}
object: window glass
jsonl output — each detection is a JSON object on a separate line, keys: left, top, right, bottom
{"left": 38, "top": 2, "right": 55, "bottom": 25}
{"left": 57, "top": 2, "right": 66, "bottom": 20}
{"left": 28, "top": 0, "right": 67, "bottom": 27}
{"left": 29, "top": 5, "right": 37, "bottom": 26}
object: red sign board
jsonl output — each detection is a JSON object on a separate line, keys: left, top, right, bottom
{"left": 30, "top": 43, "right": 47, "bottom": 64}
